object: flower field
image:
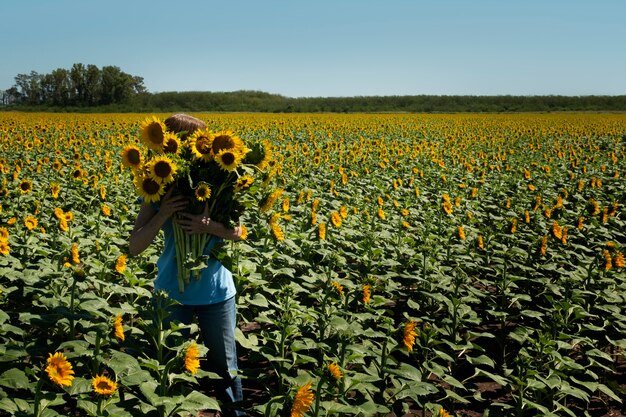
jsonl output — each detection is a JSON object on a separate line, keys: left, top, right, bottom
{"left": 0, "top": 112, "right": 625, "bottom": 416}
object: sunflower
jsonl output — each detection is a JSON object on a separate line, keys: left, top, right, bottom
{"left": 330, "top": 212, "right": 342, "bottom": 228}
{"left": 0, "top": 227, "right": 8, "bottom": 241}
{"left": 190, "top": 183, "right": 210, "bottom": 202}
{"left": 162, "top": 132, "right": 181, "bottom": 154}
{"left": 121, "top": 144, "right": 143, "bottom": 169}
{"left": 318, "top": 222, "right": 326, "bottom": 240}
{"left": 19, "top": 179, "right": 32, "bottom": 194}
{"left": 245, "top": 139, "right": 272, "bottom": 170}
{"left": 71, "top": 243, "right": 80, "bottom": 264}
{"left": 239, "top": 224, "right": 248, "bottom": 240}
{"left": 403, "top": 321, "right": 418, "bottom": 352}
{"left": 0, "top": 241, "right": 9, "bottom": 256}
{"left": 234, "top": 175, "right": 254, "bottom": 192}
{"left": 50, "top": 182, "right": 61, "bottom": 199}
{"left": 260, "top": 188, "right": 285, "bottom": 213}
{"left": 328, "top": 362, "right": 342, "bottom": 380}
{"left": 215, "top": 148, "right": 244, "bottom": 172}
{"left": 184, "top": 342, "right": 201, "bottom": 375}
{"left": 477, "top": 235, "right": 484, "bottom": 250}
{"left": 211, "top": 130, "right": 244, "bottom": 155}
{"left": 115, "top": 254, "right": 127, "bottom": 274}
{"left": 188, "top": 129, "right": 215, "bottom": 162}
{"left": 146, "top": 155, "right": 177, "bottom": 184}
{"left": 134, "top": 174, "right": 165, "bottom": 204}
{"left": 439, "top": 409, "right": 451, "bottom": 417}
{"left": 362, "top": 284, "right": 371, "bottom": 304}
{"left": 270, "top": 220, "right": 285, "bottom": 241}
{"left": 45, "top": 352, "right": 75, "bottom": 387}
{"left": 140, "top": 116, "right": 167, "bottom": 151}
{"left": 92, "top": 375, "right": 117, "bottom": 396}
{"left": 113, "top": 315, "right": 125, "bottom": 341}
{"left": 330, "top": 280, "right": 343, "bottom": 296}
{"left": 59, "top": 218, "right": 69, "bottom": 232}
{"left": 291, "top": 381, "right": 314, "bottom": 417}
{"left": 615, "top": 251, "right": 625, "bottom": 268}
{"left": 24, "top": 215, "right": 38, "bottom": 231}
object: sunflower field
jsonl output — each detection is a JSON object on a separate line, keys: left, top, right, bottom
{"left": 0, "top": 112, "right": 625, "bottom": 417}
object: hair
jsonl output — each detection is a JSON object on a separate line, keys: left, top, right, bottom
{"left": 164, "top": 114, "right": 207, "bottom": 139}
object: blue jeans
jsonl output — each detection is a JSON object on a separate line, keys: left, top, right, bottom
{"left": 164, "top": 297, "right": 245, "bottom": 416}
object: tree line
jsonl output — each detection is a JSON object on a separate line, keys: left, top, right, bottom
{"left": 2, "top": 64, "right": 626, "bottom": 112}
{"left": 1, "top": 63, "right": 146, "bottom": 107}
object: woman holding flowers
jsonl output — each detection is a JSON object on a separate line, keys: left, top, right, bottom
{"left": 129, "top": 114, "right": 246, "bottom": 417}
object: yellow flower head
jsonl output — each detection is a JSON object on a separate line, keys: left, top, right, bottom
{"left": 50, "top": 182, "right": 61, "bottom": 199}
{"left": 120, "top": 144, "right": 142, "bottom": 169}
{"left": 70, "top": 243, "right": 80, "bottom": 265}
{"left": 457, "top": 225, "right": 466, "bottom": 240}
{"left": 215, "top": 148, "right": 244, "bottom": 172}
{"left": 0, "top": 241, "right": 9, "bottom": 256}
{"left": 195, "top": 183, "right": 211, "bottom": 202}
{"left": 24, "top": 215, "right": 38, "bottom": 231}
{"left": 140, "top": 116, "right": 167, "bottom": 151}
{"left": 113, "top": 315, "right": 125, "bottom": 341}
{"left": 134, "top": 173, "right": 166, "bottom": 204}
{"left": 188, "top": 128, "right": 215, "bottom": 162}
{"left": 19, "top": 179, "right": 33, "bottom": 194}
{"left": 331, "top": 212, "right": 342, "bottom": 228}
{"left": 331, "top": 280, "right": 344, "bottom": 296}
{"left": 0, "top": 227, "right": 9, "bottom": 242}
{"left": 184, "top": 342, "right": 201, "bottom": 375}
{"left": 328, "top": 362, "right": 343, "bottom": 380}
{"left": 318, "top": 222, "right": 327, "bottom": 240}
{"left": 162, "top": 132, "right": 181, "bottom": 154}
{"left": 403, "top": 321, "right": 418, "bottom": 352}
{"left": 101, "top": 204, "right": 111, "bottom": 217}
{"left": 362, "top": 284, "right": 371, "bottom": 304}
{"left": 234, "top": 175, "right": 254, "bottom": 192}
{"left": 92, "top": 375, "right": 117, "bottom": 395}
{"left": 291, "top": 381, "right": 315, "bottom": 417}
{"left": 439, "top": 408, "right": 451, "bottom": 417}
{"left": 115, "top": 254, "right": 127, "bottom": 274}
{"left": 46, "top": 352, "right": 75, "bottom": 387}
{"left": 239, "top": 224, "right": 248, "bottom": 240}
{"left": 146, "top": 155, "right": 177, "bottom": 184}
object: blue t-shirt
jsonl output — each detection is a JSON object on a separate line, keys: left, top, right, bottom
{"left": 154, "top": 215, "right": 236, "bottom": 305}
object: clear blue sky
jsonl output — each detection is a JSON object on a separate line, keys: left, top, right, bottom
{"left": 2, "top": 0, "right": 625, "bottom": 97}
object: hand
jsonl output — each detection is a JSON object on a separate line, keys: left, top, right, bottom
{"left": 159, "top": 188, "right": 188, "bottom": 219}
{"left": 176, "top": 203, "right": 211, "bottom": 235}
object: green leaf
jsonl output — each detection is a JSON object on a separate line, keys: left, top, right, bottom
{"left": 0, "top": 368, "right": 30, "bottom": 389}
{"left": 179, "top": 390, "right": 220, "bottom": 413}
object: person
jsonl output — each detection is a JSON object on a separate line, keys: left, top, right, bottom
{"left": 129, "top": 114, "right": 245, "bottom": 417}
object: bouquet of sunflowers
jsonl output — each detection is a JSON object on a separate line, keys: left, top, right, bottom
{"left": 122, "top": 116, "right": 273, "bottom": 292}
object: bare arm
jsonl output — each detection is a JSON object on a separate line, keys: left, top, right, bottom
{"left": 128, "top": 189, "right": 188, "bottom": 256}
{"left": 176, "top": 203, "right": 243, "bottom": 241}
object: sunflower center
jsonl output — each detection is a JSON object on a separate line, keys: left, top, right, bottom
{"left": 147, "top": 123, "right": 164, "bottom": 144}
{"left": 163, "top": 138, "right": 179, "bottom": 154}
{"left": 220, "top": 152, "right": 236, "bottom": 166}
{"left": 197, "top": 187, "right": 209, "bottom": 198}
{"left": 127, "top": 149, "right": 141, "bottom": 165}
{"left": 196, "top": 137, "right": 212, "bottom": 154}
{"left": 153, "top": 161, "right": 172, "bottom": 178}
{"left": 212, "top": 135, "right": 235, "bottom": 154}
{"left": 96, "top": 381, "right": 111, "bottom": 389}
{"left": 141, "top": 178, "right": 161, "bottom": 195}
{"left": 20, "top": 182, "right": 31, "bottom": 191}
